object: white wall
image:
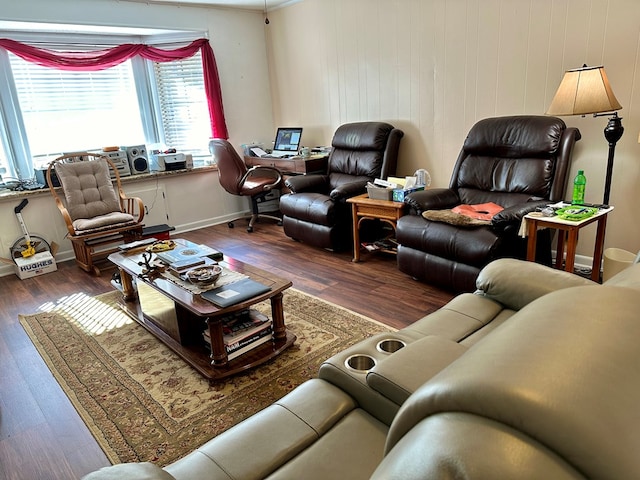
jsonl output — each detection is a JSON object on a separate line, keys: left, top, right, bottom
{"left": 265, "top": 0, "right": 640, "bottom": 259}
{"left": 0, "top": 0, "right": 276, "bottom": 273}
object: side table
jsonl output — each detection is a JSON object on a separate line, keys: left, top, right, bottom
{"left": 347, "top": 193, "right": 406, "bottom": 262}
{"left": 524, "top": 206, "right": 613, "bottom": 282}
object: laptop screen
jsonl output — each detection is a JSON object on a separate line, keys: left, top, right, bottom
{"left": 273, "top": 127, "right": 303, "bottom": 152}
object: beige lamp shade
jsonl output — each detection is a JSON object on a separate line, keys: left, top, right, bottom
{"left": 546, "top": 65, "right": 622, "bottom": 116}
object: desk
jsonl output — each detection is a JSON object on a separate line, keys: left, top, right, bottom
{"left": 244, "top": 154, "right": 328, "bottom": 175}
{"left": 347, "top": 193, "right": 406, "bottom": 262}
{"left": 524, "top": 206, "right": 613, "bottom": 281}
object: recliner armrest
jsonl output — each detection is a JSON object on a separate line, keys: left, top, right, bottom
{"left": 404, "top": 188, "right": 460, "bottom": 214}
{"left": 475, "top": 258, "right": 597, "bottom": 310}
{"left": 330, "top": 180, "right": 369, "bottom": 201}
{"left": 285, "top": 174, "right": 328, "bottom": 193}
{"left": 491, "top": 200, "right": 546, "bottom": 232}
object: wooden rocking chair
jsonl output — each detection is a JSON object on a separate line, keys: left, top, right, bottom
{"left": 47, "top": 152, "right": 144, "bottom": 275}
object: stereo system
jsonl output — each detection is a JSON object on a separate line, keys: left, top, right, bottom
{"left": 124, "top": 145, "right": 150, "bottom": 175}
{"left": 102, "top": 150, "right": 132, "bottom": 178}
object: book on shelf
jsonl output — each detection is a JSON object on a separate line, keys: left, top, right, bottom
{"left": 203, "top": 324, "right": 273, "bottom": 361}
{"left": 155, "top": 239, "right": 223, "bottom": 265}
{"left": 203, "top": 309, "right": 271, "bottom": 345}
{"left": 227, "top": 332, "right": 273, "bottom": 361}
{"left": 361, "top": 238, "right": 398, "bottom": 253}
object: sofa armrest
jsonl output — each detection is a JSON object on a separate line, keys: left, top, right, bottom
{"left": 475, "top": 258, "right": 597, "bottom": 310}
{"left": 366, "top": 336, "right": 467, "bottom": 406}
{"left": 285, "top": 174, "right": 328, "bottom": 193}
{"left": 404, "top": 188, "right": 460, "bottom": 214}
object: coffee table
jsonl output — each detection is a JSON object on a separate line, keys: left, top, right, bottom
{"left": 108, "top": 247, "right": 295, "bottom": 381}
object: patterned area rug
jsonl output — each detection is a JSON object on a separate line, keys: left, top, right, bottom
{"left": 19, "top": 288, "right": 392, "bottom": 467}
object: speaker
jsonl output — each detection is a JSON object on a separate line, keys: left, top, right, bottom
{"left": 125, "top": 145, "right": 150, "bottom": 175}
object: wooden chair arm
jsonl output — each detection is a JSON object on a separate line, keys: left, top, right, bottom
{"left": 120, "top": 194, "right": 145, "bottom": 223}
{"left": 51, "top": 196, "right": 77, "bottom": 236}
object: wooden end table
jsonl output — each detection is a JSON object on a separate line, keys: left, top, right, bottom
{"left": 524, "top": 206, "right": 613, "bottom": 282}
{"left": 347, "top": 193, "right": 406, "bottom": 262}
{"left": 108, "top": 247, "right": 295, "bottom": 381}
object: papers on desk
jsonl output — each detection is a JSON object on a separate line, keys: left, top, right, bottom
{"left": 250, "top": 147, "right": 269, "bottom": 157}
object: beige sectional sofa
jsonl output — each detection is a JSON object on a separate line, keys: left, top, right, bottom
{"left": 84, "top": 258, "right": 640, "bottom": 480}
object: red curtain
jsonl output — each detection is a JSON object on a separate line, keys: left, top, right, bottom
{"left": 0, "top": 37, "right": 228, "bottom": 139}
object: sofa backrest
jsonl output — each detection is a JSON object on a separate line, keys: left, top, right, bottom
{"left": 449, "top": 115, "right": 581, "bottom": 208}
{"left": 327, "top": 121, "right": 403, "bottom": 190}
{"left": 374, "top": 282, "right": 640, "bottom": 479}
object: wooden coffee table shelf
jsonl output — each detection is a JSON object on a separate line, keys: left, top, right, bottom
{"left": 108, "top": 249, "right": 295, "bottom": 381}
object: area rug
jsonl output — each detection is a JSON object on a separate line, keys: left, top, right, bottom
{"left": 19, "top": 288, "right": 393, "bottom": 466}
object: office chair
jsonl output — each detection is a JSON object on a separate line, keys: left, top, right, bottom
{"left": 47, "top": 152, "right": 144, "bottom": 275}
{"left": 210, "top": 139, "right": 283, "bottom": 232}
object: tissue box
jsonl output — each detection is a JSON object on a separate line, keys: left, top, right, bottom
{"left": 14, "top": 251, "right": 57, "bottom": 279}
{"left": 392, "top": 186, "right": 425, "bottom": 202}
{"left": 367, "top": 186, "right": 394, "bottom": 201}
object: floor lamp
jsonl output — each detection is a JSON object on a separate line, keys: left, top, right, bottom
{"left": 546, "top": 64, "right": 623, "bottom": 207}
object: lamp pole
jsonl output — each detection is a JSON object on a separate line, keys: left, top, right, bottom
{"left": 601, "top": 113, "right": 624, "bottom": 206}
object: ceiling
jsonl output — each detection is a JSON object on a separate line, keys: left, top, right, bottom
{"left": 130, "top": 0, "right": 294, "bottom": 11}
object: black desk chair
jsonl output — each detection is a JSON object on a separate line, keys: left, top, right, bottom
{"left": 210, "top": 139, "right": 283, "bottom": 232}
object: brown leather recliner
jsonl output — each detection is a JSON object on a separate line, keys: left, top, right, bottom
{"left": 279, "top": 122, "right": 404, "bottom": 250}
{"left": 396, "top": 115, "right": 581, "bottom": 293}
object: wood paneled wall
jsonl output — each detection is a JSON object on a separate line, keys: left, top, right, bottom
{"left": 266, "top": 0, "right": 640, "bottom": 259}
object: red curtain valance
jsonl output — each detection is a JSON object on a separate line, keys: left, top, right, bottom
{"left": 0, "top": 37, "right": 228, "bottom": 139}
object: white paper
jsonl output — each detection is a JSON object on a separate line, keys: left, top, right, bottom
{"left": 250, "top": 147, "right": 268, "bottom": 157}
{"left": 404, "top": 176, "right": 417, "bottom": 189}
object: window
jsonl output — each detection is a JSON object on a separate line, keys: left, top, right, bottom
{"left": 9, "top": 54, "right": 145, "bottom": 162}
{"left": 0, "top": 29, "right": 212, "bottom": 182}
{"left": 153, "top": 52, "right": 211, "bottom": 158}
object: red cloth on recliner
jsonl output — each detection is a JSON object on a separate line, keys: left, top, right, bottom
{"left": 452, "top": 202, "right": 504, "bottom": 221}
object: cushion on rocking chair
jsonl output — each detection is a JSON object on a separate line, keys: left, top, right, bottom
{"left": 55, "top": 160, "right": 122, "bottom": 221}
{"left": 72, "top": 212, "right": 137, "bottom": 235}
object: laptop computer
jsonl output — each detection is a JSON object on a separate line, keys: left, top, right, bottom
{"left": 266, "top": 127, "right": 303, "bottom": 157}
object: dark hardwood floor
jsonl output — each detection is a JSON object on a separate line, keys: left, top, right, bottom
{"left": 0, "top": 221, "right": 453, "bottom": 480}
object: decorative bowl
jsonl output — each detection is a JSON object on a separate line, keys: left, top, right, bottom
{"left": 185, "top": 265, "right": 222, "bottom": 287}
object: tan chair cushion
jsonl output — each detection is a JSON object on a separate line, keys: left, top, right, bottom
{"left": 55, "top": 160, "right": 121, "bottom": 220}
{"left": 72, "top": 212, "right": 137, "bottom": 234}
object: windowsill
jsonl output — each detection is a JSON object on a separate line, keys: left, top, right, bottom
{"left": 0, "top": 165, "right": 218, "bottom": 202}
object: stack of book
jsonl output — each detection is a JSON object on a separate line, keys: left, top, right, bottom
{"left": 203, "top": 308, "right": 273, "bottom": 361}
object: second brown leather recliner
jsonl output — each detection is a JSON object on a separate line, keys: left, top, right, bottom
{"left": 279, "top": 121, "right": 403, "bottom": 251}
{"left": 396, "top": 115, "right": 581, "bottom": 293}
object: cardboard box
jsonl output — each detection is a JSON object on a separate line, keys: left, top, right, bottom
{"left": 392, "top": 186, "right": 425, "bottom": 202}
{"left": 14, "top": 251, "right": 57, "bottom": 279}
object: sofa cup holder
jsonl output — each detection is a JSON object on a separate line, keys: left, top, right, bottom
{"left": 345, "top": 354, "right": 377, "bottom": 372}
{"left": 376, "top": 339, "right": 406, "bottom": 354}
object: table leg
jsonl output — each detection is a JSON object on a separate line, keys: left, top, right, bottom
{"left": 526, "top": 219, "right": 538, "bottom": 261}
{"left": 270, "top": 291, "right": 287, "bottom": 341}
{"left": 208, "top": 318, "right": 228, "bottom": 367}
{"left": 351, "top": 204, "right": 360, "bottom": 262}
{"left": 591, "top": 216, "right": 608, "bottom": 282}
{"left": 118, "top": 267, "right": 136, "bottom": 301}
{"left": 564, "top": 228, "right": 579, "bottom": 273}
{"left": 555, "top": 230, "right": 566, "bottom": 269}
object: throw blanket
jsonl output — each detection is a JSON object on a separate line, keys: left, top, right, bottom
{"left": 422, "top": 202, "right": 504, "bottom": 227}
